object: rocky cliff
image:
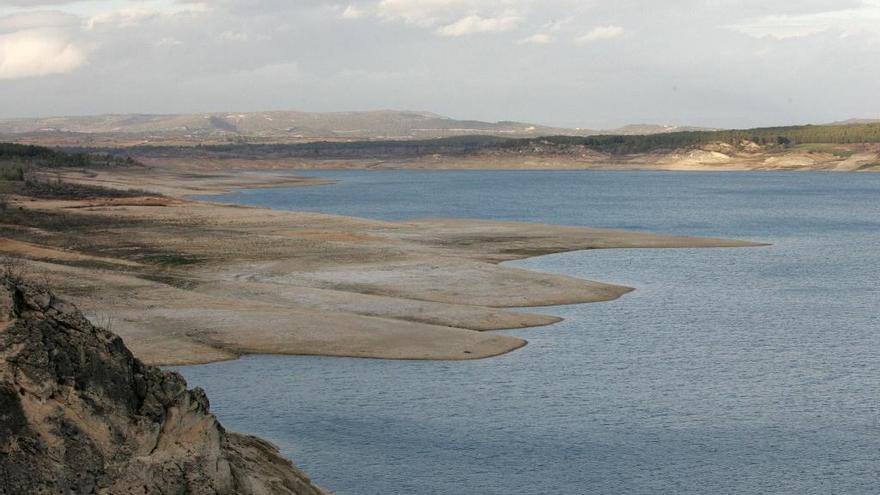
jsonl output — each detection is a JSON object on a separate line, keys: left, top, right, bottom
{"left": 0, "top": 276, "right": 327, "bottom": 495}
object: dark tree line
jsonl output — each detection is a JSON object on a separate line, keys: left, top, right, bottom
{"left": 0, "top": 143, "right": 139, "bottom": 168}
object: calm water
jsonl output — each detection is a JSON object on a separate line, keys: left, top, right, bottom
{"left": 180, "top": 171, "right": 880, "bottom": 494}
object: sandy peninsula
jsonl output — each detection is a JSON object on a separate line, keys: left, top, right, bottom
{"left": 2, "top": 168, "right": 765, "bottom": 366}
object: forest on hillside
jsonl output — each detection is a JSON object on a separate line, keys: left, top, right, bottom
{"left": 499, "top": 123, "right": 880, "bottom": 154}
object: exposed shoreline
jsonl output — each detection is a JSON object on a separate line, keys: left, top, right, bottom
{"left": 2, "top": 167, "right": 767, "bottom": 366}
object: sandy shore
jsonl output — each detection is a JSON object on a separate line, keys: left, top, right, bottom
{"left": 2, "top": 168, "right": 766, "bottom": 365}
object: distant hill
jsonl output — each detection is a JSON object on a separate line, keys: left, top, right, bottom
{"left": 827, "top": 118, "right": 880, "bottom": 126}
{"left": 598, "top": 124, "right": 718, "bottom": 135}
{"left": 0, "top": 110, "right": 727, "bottom": 143}
{"left": 0, "top": 110, "right": 593, "bottom": 140}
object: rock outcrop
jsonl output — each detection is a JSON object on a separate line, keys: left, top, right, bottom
{"left": 0, "top": 277, "right": 327, "bottom": 495}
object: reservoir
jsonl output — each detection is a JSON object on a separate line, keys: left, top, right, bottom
{"left": 179, "top": 170, "right": 880, "bottom": 494}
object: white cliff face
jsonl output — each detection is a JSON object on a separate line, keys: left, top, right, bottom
{"left": 0, "top": 277, "right": 327, "bottom": 495}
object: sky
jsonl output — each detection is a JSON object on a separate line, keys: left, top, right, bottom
{"left": 0, "top": 0, "right": 878, "bottom": 129}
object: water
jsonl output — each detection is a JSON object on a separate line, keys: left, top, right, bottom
{"left": 180, "top": 171, "right": 880, "bottom": 494}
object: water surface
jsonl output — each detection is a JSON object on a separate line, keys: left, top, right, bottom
{"left": 180, "top": 171, "right": 880, "bottom": 494}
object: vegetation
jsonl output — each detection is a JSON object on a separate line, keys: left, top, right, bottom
{"left": 0, "top": 163, "right": 25, "bottom": 181}
{"left": 792, "top": 143, "right": 857, "bottom": 158}
{"left": 0, "top": 142, "right": 147, "bottom": 206}
{"left": 122, "top": 135, "right": 510, "bottom": 159}
{"left": 0, "top": 143, "right": 151, "bottom": 204}
{"left": 22, "top": 176, "right": 153, "bottom": 200}
{"left": 496, "top": 123, "right": 880, "bottom": 154}
{"left": 0, "top": 142, "right": 140, "bottom": 168}
{"left": 194, "top": 135, "right": 508, "bottom": 154}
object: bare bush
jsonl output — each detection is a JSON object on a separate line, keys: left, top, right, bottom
{"left": 0, "top": 256, "right": 27, "bottom": 284}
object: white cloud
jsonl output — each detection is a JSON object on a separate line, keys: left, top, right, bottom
{"left": 518, "top": 32, "right": 552, "bottom": 44}
{"left": 575, "top": 25, "right": 624, "bottom": 44}
{"left": 0, "top": 1, "right": 90, "bottom": 5}
{"left": 155, "top": 36, "right": 182, "bottom": 47}
{"left": 341, "top": 5, "right": 364, "bottom": 19}
{"left": 729, "top": 2, "right": 880, "bottom": 40}
{"left": 86, "top": 1, "right": 209, "bottom": 29}
{"left": 436, "top": 13, "right": 521, "bottom": 36}
{"left": 377, "top": 0, "right": 473, "bottom": 27}
{"left": 376, "top": 0, "right": 530, "bottom": 32}
{"left": 220, "top": 30, "right": 248, "bottom": 42}
{"left": 0, "top": 10, "right": 79, "bottom": 32}
{"left": 0, "top": 28, "right": 85, "bottom": 79}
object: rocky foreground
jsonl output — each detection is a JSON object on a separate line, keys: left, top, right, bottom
{"left": 0, "top": 277, "right": 327, "bottom": 495}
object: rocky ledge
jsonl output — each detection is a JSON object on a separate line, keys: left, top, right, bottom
{"left": 0, "top": 276, "right": 327, "bottom": 495}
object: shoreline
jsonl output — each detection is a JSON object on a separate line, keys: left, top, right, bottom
{"left": 131, "top": 147, "right": 880, "bottom": 173}
{"left": 2, "top": 167, "right": 767, "bottom": 366}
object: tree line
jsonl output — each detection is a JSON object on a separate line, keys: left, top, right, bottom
{"left": 496, "top": 123, "right": 880, "bottom": 154}
{"left": 0, "top": 143, "right": 139, "bottom": 168}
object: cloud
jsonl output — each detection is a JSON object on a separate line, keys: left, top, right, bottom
{"left": 341, "top": 5, "right": 364, "bottom": 19}
{"left": 1, "top": 0, "right": 879, "bottom": 128}
{"left": 0, "top": 0, "right": 87, "bottom": 5}
{"left": 518, "top": 32, "right": 552, "bottom": 44}
{"left": 377, "top": 0, "right": 472, "bottom": 27}
{"left": 376, "top": 0, "right": 530, "bottom": 33}
{"left": 86, "top": 1, "right": 210, "bottom": 29}
{"left": 155, "top": 36, "right": 182, "bottom": 47}
{"left": 575, "top": 25, "right": 624, "bottom": 44}
{"left": 435, "top": 13, "right": 520, "bottom": 36}
{"left": 220, "top": 29, "right": 248, "bottom": 42}
{"left": 729, "top": 2, "right": 880, "bottom": 40}
{"left": 0, "top": 10, "right": 79, "bottom": 32}
{"left": 0, "top": 28, "right": 85, "bottom": 79}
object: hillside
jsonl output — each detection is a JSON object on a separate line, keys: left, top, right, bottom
{"left": 0, "top": 276, "right": 327, "bottom": 494}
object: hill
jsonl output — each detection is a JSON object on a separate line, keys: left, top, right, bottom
{"left": 0, "top": 110, "right": 728, "bottom": 146}
{"left": 0, "top": 110, "right": 591, "bottom": 141}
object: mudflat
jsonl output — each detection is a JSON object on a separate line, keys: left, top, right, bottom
{"left": 2, "top": 169, "right": 764, "bottom": 365}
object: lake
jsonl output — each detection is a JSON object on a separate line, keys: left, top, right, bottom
{"left": 178, "top": 170, "right": 880, "bottom": 494}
